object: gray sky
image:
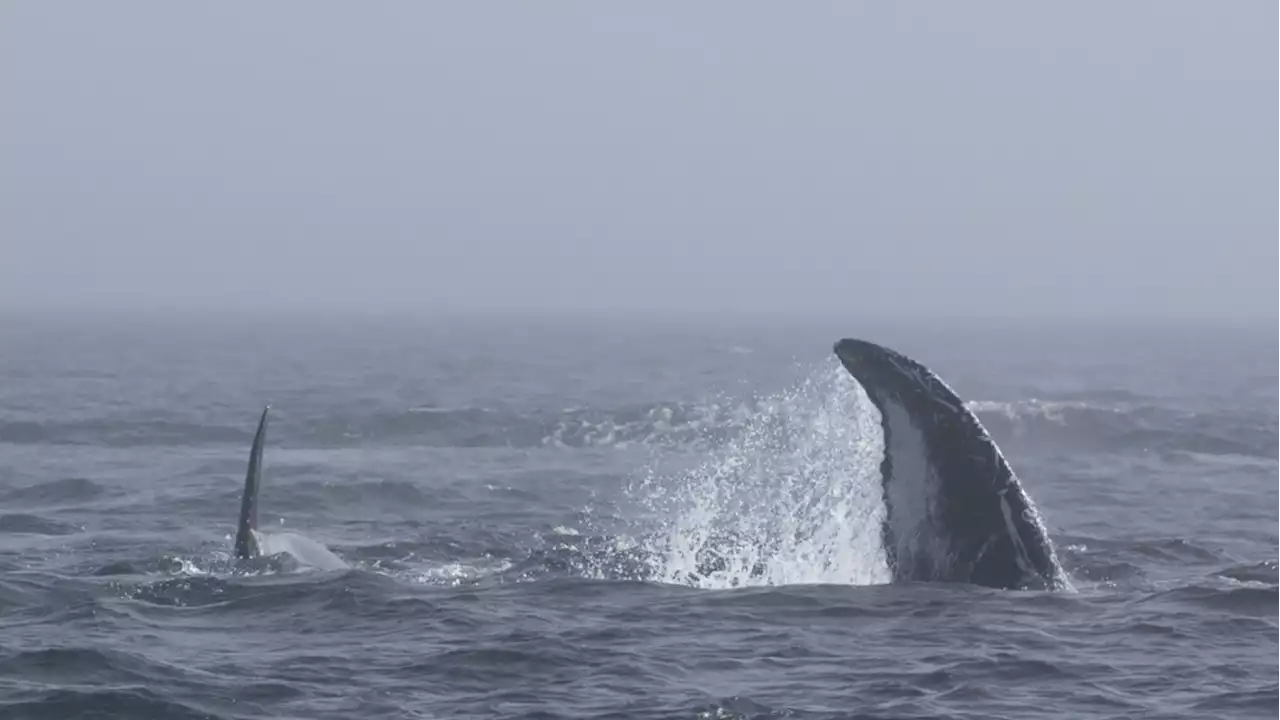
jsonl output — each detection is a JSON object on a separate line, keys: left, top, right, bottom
{"left": 2, "top": 2, "right": 1275, "bottom": 321}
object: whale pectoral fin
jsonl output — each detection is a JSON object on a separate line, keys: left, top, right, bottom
{"left": 234, "top": 405, "right": 270, "bottom": 560}
{"left": 833, "top": 337, "right": 1067, "bottom": 591}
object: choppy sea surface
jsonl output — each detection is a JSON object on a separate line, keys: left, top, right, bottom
{"left": 0, "top": 313, "right": 1275, "bottom": 720}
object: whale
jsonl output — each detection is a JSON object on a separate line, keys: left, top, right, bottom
{"left": 232, "top": 406, "right": 348, "bottom": 572}
{"left": 833, "top": 338, "right": 1069, "bottom": 591}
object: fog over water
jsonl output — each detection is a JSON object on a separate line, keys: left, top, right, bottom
{"left": 3, "top": 2, "right": 1274, "bottom": 322}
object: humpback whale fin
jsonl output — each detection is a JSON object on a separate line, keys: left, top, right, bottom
{"left": 833, "top": 339, "right": 1068, "bottom": 591}
{"left": 234, "top": 405, "right": 270, "bottom": 560}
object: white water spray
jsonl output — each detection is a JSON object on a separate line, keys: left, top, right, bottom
{"left": 253, "top": 530, "right": 350, "bottom": 572}
{"left": 626, "top": 362, "right": 892, "bottom": 589}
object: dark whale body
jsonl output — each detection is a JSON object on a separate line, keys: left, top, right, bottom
{"left": 834, "top": 338, "right": 1068, "bottom": 591}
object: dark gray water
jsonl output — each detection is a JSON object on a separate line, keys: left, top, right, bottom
{"left": 0, "top": 313, "right": 1275, "bottom": 720}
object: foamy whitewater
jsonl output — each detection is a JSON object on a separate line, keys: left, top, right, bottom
{"left": 0, "top": 315, "right": 1274, "bottom": 719}
{"left": 620, "top": 369, "right": 891, "bottom": 588}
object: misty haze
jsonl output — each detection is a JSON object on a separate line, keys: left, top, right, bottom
{"left": 3, "top": 3, "right": 1274, "bottom": 322}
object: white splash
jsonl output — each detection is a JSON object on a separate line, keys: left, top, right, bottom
{"left": 628, "top": 362, "right": 893, "bottom": 589}
{"left": 402, "top": 557, "right": 514, "bottom": 586}
{"left": 253, "top": 530, "right": 350, "bottom": 572}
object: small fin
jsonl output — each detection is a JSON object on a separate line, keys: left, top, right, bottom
{"left": 234, "top": 405, "right": 270, "bottom": 560}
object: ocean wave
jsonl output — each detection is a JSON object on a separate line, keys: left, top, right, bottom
{"left": 0, "top": 647, "right": 190, "bottom": 689}
{"left": 1143, "top": 584, "right": 1278, "bottom": 617}
{"left": 2, "top": 393, "right": 1273, "bottom": 459}
{"left": 1046, "top": 536, "right": 1251, "bottom": 590}
{"left": 307, "top": 401, "right": 760, "bottom": 449}
{"left": 1190, "top": 685, "right": 1280, "bottom": 714}
{"left": 0, "top": 513, "right": 80, "bottom": 536}
{"left": 0, "top": 687, "right": 231, "bottom": 720}
{"left": 0, "top": 477, "right": 105, "bottom": 504}
{"left": 967, "top": 399, "right": 1277, "bottom": 458}
{"left": 0, "top": 402, "right": 756, "bottom": 451}
{"left": 1215, "top": 560, "right": 1279, "bottom": 586}
{"left": 0, "top": 419, "right": 246, "bottom": 447}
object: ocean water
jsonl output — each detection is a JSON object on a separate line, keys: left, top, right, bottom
{"left": 0, "top": 313, "right": 1275, "bottom": 720}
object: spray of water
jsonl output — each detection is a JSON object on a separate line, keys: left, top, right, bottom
{"left": 623, "top": 361, "right": 892, "bottom": 589}
{"left": 253, "top": 530, "right": 350, "bottom": 572}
